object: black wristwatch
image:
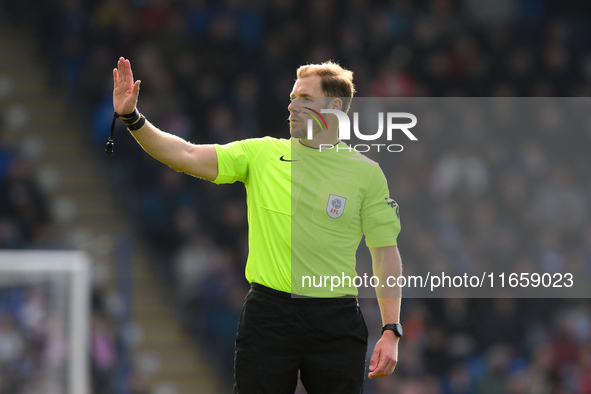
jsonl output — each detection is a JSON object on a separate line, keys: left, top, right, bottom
{"left": 381, "top": 323, "right": 403, "bottom": 337}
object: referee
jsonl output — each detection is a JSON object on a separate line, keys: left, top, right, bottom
{"left": 113, "top": 57, "right": 403, "bottom": 393}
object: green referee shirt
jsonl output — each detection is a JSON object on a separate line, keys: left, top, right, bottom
{"left": 213, "top": 137, "right": 401, "bottom": 297}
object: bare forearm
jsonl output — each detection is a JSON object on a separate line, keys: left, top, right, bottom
{"left": 129, "top": 119, "right": 189, "bottom": 167}
{"left": 377, "top": 296, "right": 400, "bottom": 326}
{"left": 129, "top": 119, "right": 218, "bottom": 181}
{"left": 368, "top": 245, "right": 402, "bottom": 379}
{"left": 370, "top": 246, "right": 402, "bottom": 325}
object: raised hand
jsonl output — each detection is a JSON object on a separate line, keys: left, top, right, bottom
{"left": 113, "top": 57, "right": 141, "bottom": 115}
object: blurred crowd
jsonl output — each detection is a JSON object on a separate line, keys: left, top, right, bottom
{"left": 0, "top": 282, "right": 121, "bottom": 394}
{"left": 3, "top": 0, "right": 591, "bottom": 392}
{"left": 0, "top": 139, "right": 121, "bottom": 393}
{"left": 0, "top": 284, "right": 63, "bottom": 393}
{"left": 0, "top": 38, "right": 122, "bottom": 394}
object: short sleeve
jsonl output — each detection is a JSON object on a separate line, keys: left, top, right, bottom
{"left": 213, "top": 138, "right": 266, "bottom": 184}
{"left": 361, "top": 166, "right": 401, "bottom": 248}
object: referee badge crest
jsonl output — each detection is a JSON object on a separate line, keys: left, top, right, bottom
{"left": 326, "top": 194, "right": 347, "bottom": 219}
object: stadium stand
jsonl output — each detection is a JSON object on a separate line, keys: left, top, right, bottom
{"left": 2, "top": 0, "right": 591, "bottom": 393}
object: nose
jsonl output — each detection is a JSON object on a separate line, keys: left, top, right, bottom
{"left": 288, "top": 98, "right": 300, "bottom": 113}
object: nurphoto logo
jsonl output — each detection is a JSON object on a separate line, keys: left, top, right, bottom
{"left": 305, "top": 108, "right": 418, "bottom": 152}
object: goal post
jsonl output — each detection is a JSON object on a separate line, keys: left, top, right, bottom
{"left": 0, "top": 250, "right": 91, "bottom": 394}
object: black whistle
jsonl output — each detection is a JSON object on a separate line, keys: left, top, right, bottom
{"left": 105, "top": 138, "right": 114, "bottom": 156}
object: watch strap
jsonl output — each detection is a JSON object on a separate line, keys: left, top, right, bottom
{"left": 381, "top": 323, "right": 403, "bottom": 337}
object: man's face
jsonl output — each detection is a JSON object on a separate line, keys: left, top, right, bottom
{"left": 288, "top": 76, "right": 329, "bottom": 139}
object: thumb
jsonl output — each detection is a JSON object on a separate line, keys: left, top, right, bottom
{"left": 133, "top": 80, "right": 141, "bottom": 95}
{"left": 369, "top": 348, "right": 381, "bottom": 372}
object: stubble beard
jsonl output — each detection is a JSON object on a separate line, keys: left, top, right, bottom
{"left": 289, "top": 123, "right": 305, "bottom": 139}
{"left": 289, "top": 122, "right": 322, "bottom": 140}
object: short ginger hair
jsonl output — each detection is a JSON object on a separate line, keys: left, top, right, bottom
{"left": 296, "top": 61, "right": 355, "bottom": 113}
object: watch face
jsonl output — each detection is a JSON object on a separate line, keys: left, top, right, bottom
{"left": 383, "top": 323, "right": 403, "bottom": 337}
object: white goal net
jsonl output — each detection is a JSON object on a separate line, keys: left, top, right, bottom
{"left": 0, "top": 250, "right": 90, "bottom": 394}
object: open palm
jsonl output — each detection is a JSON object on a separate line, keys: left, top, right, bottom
{"left": 113, "top": 57, "right": 141, "bottom": 115}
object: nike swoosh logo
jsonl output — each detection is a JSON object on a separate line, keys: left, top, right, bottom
{"left": 279, "top": 155, "right": 300, "bottom": 162}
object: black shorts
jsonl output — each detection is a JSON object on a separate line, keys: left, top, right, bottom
{"left": 233, "top": 283, "right": 368, "bottom": 394}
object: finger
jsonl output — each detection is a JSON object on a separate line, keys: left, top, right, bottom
{"left": 118, "top": 58, "right": 125, "bottom": 85}
{"left": 368, "top": 360, "right": 386, "bottom": 378}
{"left": 120, "top": 57, "right": 128, "bottom": 85}
{"left": 369, "top": 358, "right": 396, "bottom": 379}
{"left": 121, "top": 58, "right": 132, "bottom": 86}
{"left": 113, "top": 68, "right": 119, "bottom": 86}
{"left": 127, "top": 59, "right": 134, "bottom": 83}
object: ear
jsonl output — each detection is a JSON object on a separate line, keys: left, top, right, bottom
{"left": 331, "top": 98, "right": 343, "bottom": 111}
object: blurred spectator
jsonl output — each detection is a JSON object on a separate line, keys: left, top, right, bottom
{"left": 0, "top": 285, "right": 67, "bottom": 394}
{"left": 0, "top": 159, "right": 50, "bottom": 249}
{"left": 431, "top": 148, "right": 489, "bottom": 200}
{"left": 90, "top": 314, "right": 117, "bottom": 394}
{"left": 535, "top": 165, "right": 588, "bottom": 232}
